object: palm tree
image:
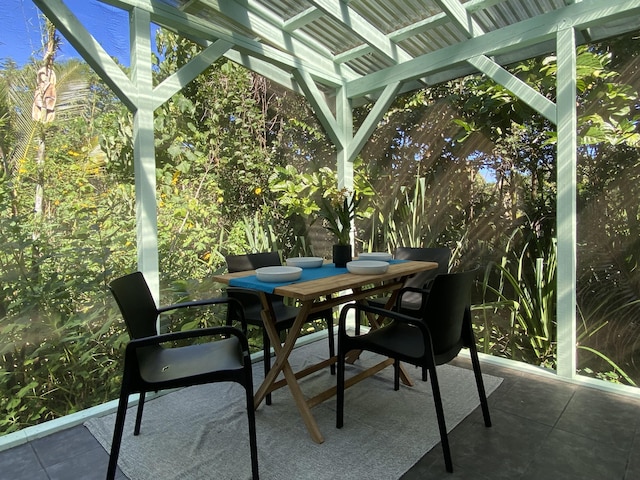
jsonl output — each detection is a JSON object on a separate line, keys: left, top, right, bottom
{"left": 31, "top": 20, "right": 59, "bottom": 243}
{"left": 1, "top": 17, "right": 93, "bottom": 269}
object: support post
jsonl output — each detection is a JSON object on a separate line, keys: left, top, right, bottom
{"left": 556, "top": 27, "right": 577, "bottom": 379}
{"left": 130, "top": 8, "right": 160, "bottom": 304}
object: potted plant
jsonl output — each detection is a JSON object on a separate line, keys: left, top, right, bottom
{"left": 318, "top": 189, "right": 360, "bottom": 267}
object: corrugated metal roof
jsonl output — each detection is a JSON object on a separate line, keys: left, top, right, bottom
{"left": 80, "top": 0, "right": 640, "bottom": 101}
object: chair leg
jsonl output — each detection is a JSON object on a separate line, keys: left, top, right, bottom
{"left": 336, "top": 342, "right": 346, "bottom": 429}
{"left": 243, "top": 375, "right": 260, "bottom": 480}
{"left": 393, "top": 359, "right": 400, "bottom": 391}
{"left": 427, "top": 364, "right": 453, "bottom": 473}
{"left": 133, "top": 391, "right": 146, "bottom": 435}
{"left": 263, "top": 330, "right": 272, "bottom": 405}
{"left": 107, "top": 387, "right": 130, "bottom": 480}
{"left": 327, "top": 312, "right": 335, "bottom": 375}
{"left": 469, "top": 345, "right": 492, "bottom": 427}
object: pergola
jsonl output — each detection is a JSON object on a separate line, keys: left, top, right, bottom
{"left": 32, "top": 0, "right": 640, "bottom": 388}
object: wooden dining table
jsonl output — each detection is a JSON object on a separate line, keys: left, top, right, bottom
{"left": 212, "top": 259, "right": 437, "bottom": 443}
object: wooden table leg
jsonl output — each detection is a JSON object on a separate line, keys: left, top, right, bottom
{"left": 253, "top": 302, "right": 325, "bottom": 444}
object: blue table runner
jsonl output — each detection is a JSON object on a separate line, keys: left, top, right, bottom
{"left": 227, "top": 260, "right": 406, "bottom": 294}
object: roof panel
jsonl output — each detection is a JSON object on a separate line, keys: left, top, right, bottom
{"left": 476, "top": 0, "right": 567, "bottom": 31}
{"left": 348, "top": 0, "right": 443, "bottom": 34}
{"left": 300, "top": 15, "right": 364, "bottom": 55}
{"left": 262, "top": 0, "right": 311, "bottom": 21}
{"left": 399, "top": 23, "right": 468, "bottom": 57}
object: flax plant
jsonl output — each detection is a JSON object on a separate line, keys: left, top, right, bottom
{"left": 576, "top": 302, "right": 638, "bottom": 385}
{"left": 477, "top": 227, "right": 556, "bottom": 367}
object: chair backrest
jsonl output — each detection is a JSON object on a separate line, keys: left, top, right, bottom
{"left": 108, "top": 272, "right": 159, "bottom": 339}
{"left": 395, "top": 246, "right": 451, "bottom": 290}
{"left": 226, "top": 251, "right": 282, "bottom": 273}
{"left": 225, "top": 252, "right": 285, "bottom": 308}
{"left": 422, "top": 268, "right": 477, "bottom": 362}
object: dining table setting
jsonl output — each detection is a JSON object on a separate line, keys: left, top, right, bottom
{"left": 213, "top": 254, "right": 438, "bottom": 444}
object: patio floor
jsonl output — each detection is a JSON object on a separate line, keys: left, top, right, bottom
{"left": 3, "top": 356, "right": 640, "bottom": 480}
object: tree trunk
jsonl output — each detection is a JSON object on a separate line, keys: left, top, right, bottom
{"left": 30, "top": 22, "right": 58, "bottom": 251}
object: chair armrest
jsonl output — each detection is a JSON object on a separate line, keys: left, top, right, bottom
{"left": 395, "top": 286, "right": 430, "bottom": 311}
{"left": 157, "top": 296, "right": 247, "bottom": 333}
{"left": 125, "top": 325, "right": 251, "bottom": 356}
{"left": 338, "top": 302, "right": 431, "bottom": 339}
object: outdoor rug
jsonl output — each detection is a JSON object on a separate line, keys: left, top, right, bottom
{"left": 85, "top": 337, "right": 502, "bottom": 480}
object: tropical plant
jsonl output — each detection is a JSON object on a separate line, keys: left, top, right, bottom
{"left": 476, "top": 224, "right": 557, "bottom": 367}
{"left": 577, "top": 302, "right": 637, "bottom": 386}
{"left": 269, "top": 161, "right": 374, "bottom": 252}
{"left": 240, "top": 212, "right": 279, "bottom": 254}
{"left": 475, "top": 222, "right": 637, "bottom": 386}
{"left": 318, "top": 189, "right": 361, "bottom": 246}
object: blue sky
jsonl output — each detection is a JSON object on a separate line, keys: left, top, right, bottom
{"left": 1, "top": 0, "right": 131, "bottom": 66}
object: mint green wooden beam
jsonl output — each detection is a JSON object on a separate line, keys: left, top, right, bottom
{"left": 242, "top": 0, "right": 361, "bottom": 83}
{"left": 33, "top": 0, "right": 136, "bottom": 111}
{"left": 556, "top": 27, "right": 578, "bottom": 379}
{"left": 349, "top": 82, "right": 402, "bottom": 163}
{"left": 439, "top": 0, "right": 557, "bottom": 122}
{"left": 334, "top": 44, "right": 372, "bottom": 65}
{"left": 294, "top": 71, "right": 402, "bottom": 165}
{"left": 282, "top": 7, "right": 323, "bottom": 32}
{"left": 130, "top": 7, "right": 160, "bottom": 302}
{"left": 152, "top": 39, "right": 233, "bottom": 110}
{"left": 335, "top": 86, "right": 353, "bottom": 191}
{"left": 388, "top": 0, "right": 503, "bottom": 43}
{"left": 468, "top": 55, "right": 557, "bottom": 123}
{"left": 292, "top": 70, "right": 343, "bottom": 148}
{"left": 435, "top": 0, "right": 484, "bottom": 37}
{"left": 439, "top": 0, "right": 555, "bottom": 123}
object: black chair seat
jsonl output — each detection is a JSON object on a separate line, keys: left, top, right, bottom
{"left": 356, "top": 323, "right": 428, "bottom": 361}
{"left": 348, "top": 322, "right": 466, "bottom": 366}
{"left": 136, "top": 338, "right": 245, "bottom": 384}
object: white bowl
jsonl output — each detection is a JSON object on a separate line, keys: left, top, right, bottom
{"left": 285, "top": 256, "right": 324, "bottom": 268}
{"left": 346, "top": 260, "right": 389, "bottom": 275}
{"left": 255, "top": 266, "right": 302, "bottom": 282}
{"left": 357, "top": 252, "right": 392, "bottom": 262}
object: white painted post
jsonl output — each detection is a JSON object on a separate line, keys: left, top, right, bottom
{"left": 556, "top": 26, "right": 578, "bottom": 379}
{"left": 130, "top": 8, "right": 160, "bottom": 306}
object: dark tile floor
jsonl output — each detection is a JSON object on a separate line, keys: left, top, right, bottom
{"left": 402, "top": 357, "right": 640, "bottom": 480}
{"left": 2, "top": 356, "right": 640, "bottom": 480}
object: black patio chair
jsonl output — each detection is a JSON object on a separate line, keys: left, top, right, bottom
{"left": 107, "top": 272, "right": 259, "bottom": 480}
{"left": 336, "top": 269, "right": 491, "bottom": 473}
{"left": 225, "top": 251, "right": 335, "bottom": 405}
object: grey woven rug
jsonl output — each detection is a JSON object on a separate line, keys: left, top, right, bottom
{"left": 86, "top": 337, "right": 502, "bottom": 480}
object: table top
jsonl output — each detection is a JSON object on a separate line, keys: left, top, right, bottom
{"left": 213, "top": 260, "right": 437, "bottom": 302}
